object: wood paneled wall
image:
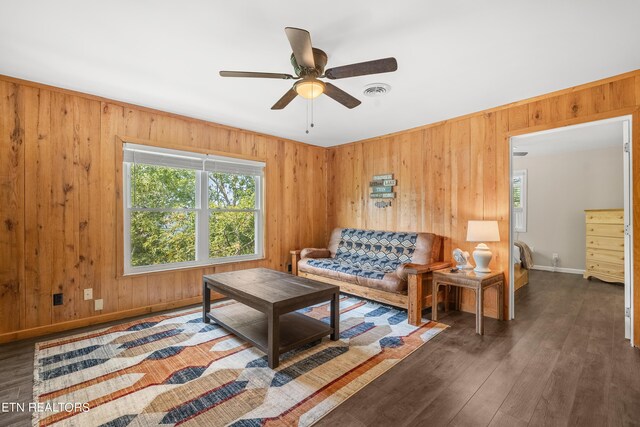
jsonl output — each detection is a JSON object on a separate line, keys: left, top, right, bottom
{"left": 2, "top": 70, "right": 640, "bottom": 345}
{"left": 0, "top": 76, "right": 328, "bottom": 342}
{"left": 327, "top": 71, "right": 640, "bottom": 331}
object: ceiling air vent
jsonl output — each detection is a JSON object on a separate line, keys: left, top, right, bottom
{"left": 363, "top": 83, "right": 391, "bottom": 97}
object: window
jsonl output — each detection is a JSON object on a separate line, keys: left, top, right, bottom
{"left": 123, "top": 143, "right": 264, "bottom": 274}
{"left": 513, "top": 169, "right": 527, "bottom": 233}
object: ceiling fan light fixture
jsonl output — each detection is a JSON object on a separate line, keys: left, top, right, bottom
{"left": 220, "top": 27, "right": 397, "bottom": 110}
{"left": 295, "top": 79, "right": 325, "bottom": 99}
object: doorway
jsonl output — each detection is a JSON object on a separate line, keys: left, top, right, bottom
{"left": 508, "top": 115, "right": 634, "bottom": 346}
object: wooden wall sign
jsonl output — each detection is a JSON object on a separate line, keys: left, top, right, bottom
{"left": 372, "top": 186, "right": 393, "bottom": 193}
{"left": 370, "top": 192, "right": 396, "bottom": 199}
{"left": 370, "top": 173, "right": 396, "bottom": 207}
{"left": 369, "top": 179, "right": 397, "bottom": 187}
{"left": 372, "top": 174, "right": 393, "bottom": 180}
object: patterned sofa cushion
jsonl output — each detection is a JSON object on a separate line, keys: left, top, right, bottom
{"left": 305, "top": 258, "right": 387, "bottom": 280}
{"left": 298, "top": 257, "right": 405, "bottom": 293}
{"left": 336, "top": 228, "right": 418, "bottom": 272}
{"left": 299, "top": 227, "right": 442, "bottom": 294}
{"left": 306, "top": 228, "right": 419, "bottom": 280}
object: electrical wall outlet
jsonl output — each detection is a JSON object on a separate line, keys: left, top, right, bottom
{"left": 83, "top": 288, "right": 93, "bottom": 301}
{"left": 94, "top": 299, "right": 104, "bottom": 311}
{"left": 53, "top": 293, "right": 63, "bottom": 306}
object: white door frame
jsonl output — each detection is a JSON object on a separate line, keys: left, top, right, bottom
{"left": 508, "top": 115, "right": 634, "bottom": 347}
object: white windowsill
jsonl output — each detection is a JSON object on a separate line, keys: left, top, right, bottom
{"left": 122, "top": 254, "right": 265, "bottom": 277}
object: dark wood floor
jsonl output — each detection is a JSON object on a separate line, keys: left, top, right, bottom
{"left": 318, "top": 271, "right": 640, "bottom": 427}
{"left": 1, "top": 271, "right": 639, "bottom": 426}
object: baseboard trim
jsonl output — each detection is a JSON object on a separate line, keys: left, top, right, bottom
{"left": 530, "top": 265, "right": 586, "bottom": 275}
{"left": 0, "top": 296, "right": 202, "bottom": 344}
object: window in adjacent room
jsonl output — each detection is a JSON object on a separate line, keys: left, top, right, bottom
{"left": 123, "top": 143, "right": 264, "bottom": 274}
{"left": 513, "top": 169, "right": 527, "bottom": 233}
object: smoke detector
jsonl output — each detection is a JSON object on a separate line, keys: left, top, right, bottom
{"left": 363, "top": 83, "right": 391, "bottom": 97}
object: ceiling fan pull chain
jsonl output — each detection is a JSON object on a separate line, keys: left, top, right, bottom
{"left": 310, "top": 89, "right": 315, "bottom": 129}
{"left": 306, "top": 97, "right": 310, "bottom": 134}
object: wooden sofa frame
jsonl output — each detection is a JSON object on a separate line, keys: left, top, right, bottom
{"left": 291, "top": 250, "right": 449, "bottom": 326}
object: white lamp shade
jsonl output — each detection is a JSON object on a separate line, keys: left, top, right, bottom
{"left": 467, "top": 220, "right": 500, "bottom": 242}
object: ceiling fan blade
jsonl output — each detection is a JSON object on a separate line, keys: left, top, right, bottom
{"left": 284, "top": 27, "right": 315, "bottom": 69}
{"left": 220, "top": 71, "right": 295, "bottom": 79}
{"left": 271, "top": 88, "right": 298, "bottom": 110}
{"left": 324, "top": 83, "right": 361, "bottom": 109}
{"left": 324, "top": 57, "right": 398, "bottom": 80}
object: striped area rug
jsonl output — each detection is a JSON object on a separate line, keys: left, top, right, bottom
{"left": 33, "top": 296, "right": 447, "bottom": 426}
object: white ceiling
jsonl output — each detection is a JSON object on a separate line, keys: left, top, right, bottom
{"left": 1, "top": 0, "right": 640, "bottom": 147}
{"left": 512, "top": 119, "right": 624, "bottom": 157}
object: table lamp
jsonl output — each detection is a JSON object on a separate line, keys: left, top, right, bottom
{"left": 466, "top": 220, "right": 500, "bottom": 273}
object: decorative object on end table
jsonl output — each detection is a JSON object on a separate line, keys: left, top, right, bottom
{"left": 466, "top": 220, "right": 500, "bottom": 273}
{"left": 452, "top": 248, "right": 474, "bottom": 270}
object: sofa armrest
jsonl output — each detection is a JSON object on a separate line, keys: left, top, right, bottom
{"left": 290, "top": 248, "right": 331, "bottom": 276}
{"left": 404, "top": 261, "right": 451, "bottom": 326}
{"left": 290, "top": 250, "right": 301, "bottom": 276}
{"left": 401, "top": 261, "right": 451, "bottom": 277}
{"left": 396, "top": 264, "right": 411, "bottom": 281}
{"left": 300, "top": 248, "right": 331, "bottom": 259}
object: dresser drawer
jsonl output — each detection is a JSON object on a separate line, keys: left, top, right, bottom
{"left": 585, "top": 236, "right": 624, "bottom": 252}
{"left": 585, "top": 223, "right": 624, "bottom": 238}
{"left": 586, "top": 249, "right": 624, "bottom": 265}
{"left": 585, "top": 210, "right": 624, "bottom": 224}
{"left": 585, "top": 260, "right": 624, "bottom": 280}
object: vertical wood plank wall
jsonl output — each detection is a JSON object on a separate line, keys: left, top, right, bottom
{"left": 2, "top": 70, "right": 640, "bottom": 344}
{"left": 327, "top": 71, "right": 640, "bottom": 329}
{"left": 0, "top": 76, "right": 328, "bottom": 342}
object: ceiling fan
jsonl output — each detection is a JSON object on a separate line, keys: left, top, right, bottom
{"left": 219, "top": 27, "right": 398, "bottom": 110}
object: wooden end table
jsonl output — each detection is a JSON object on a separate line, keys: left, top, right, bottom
{"left": 203, "top": 268, "right": 340, "bottom": 369}
{"left": 432, "top": 269, "right": 505, "bottom": 335}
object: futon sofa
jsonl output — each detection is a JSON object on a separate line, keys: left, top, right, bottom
{"left": 291, "top": 228, "right": 449, "bottom": 325}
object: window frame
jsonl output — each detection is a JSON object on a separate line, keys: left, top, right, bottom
{"left": 513, "top": 169, "right": 527, "bottom": 233}
{"left": 122, "top": 142, "right": 265, "bottom": 275}
{"left": 205, "top": 171, "right": 264, "bottom": 265}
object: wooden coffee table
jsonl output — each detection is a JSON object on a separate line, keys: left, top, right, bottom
{"left": 202, "top": 268, "right": 340, "bottom": 368}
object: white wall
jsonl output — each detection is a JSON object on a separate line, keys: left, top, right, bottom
{"left": 513, "top": 146, "right": 623, "bottom": 271}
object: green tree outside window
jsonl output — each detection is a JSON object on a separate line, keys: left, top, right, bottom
{"left": 129, "top": 165, "right": 258, "bottom": 267}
